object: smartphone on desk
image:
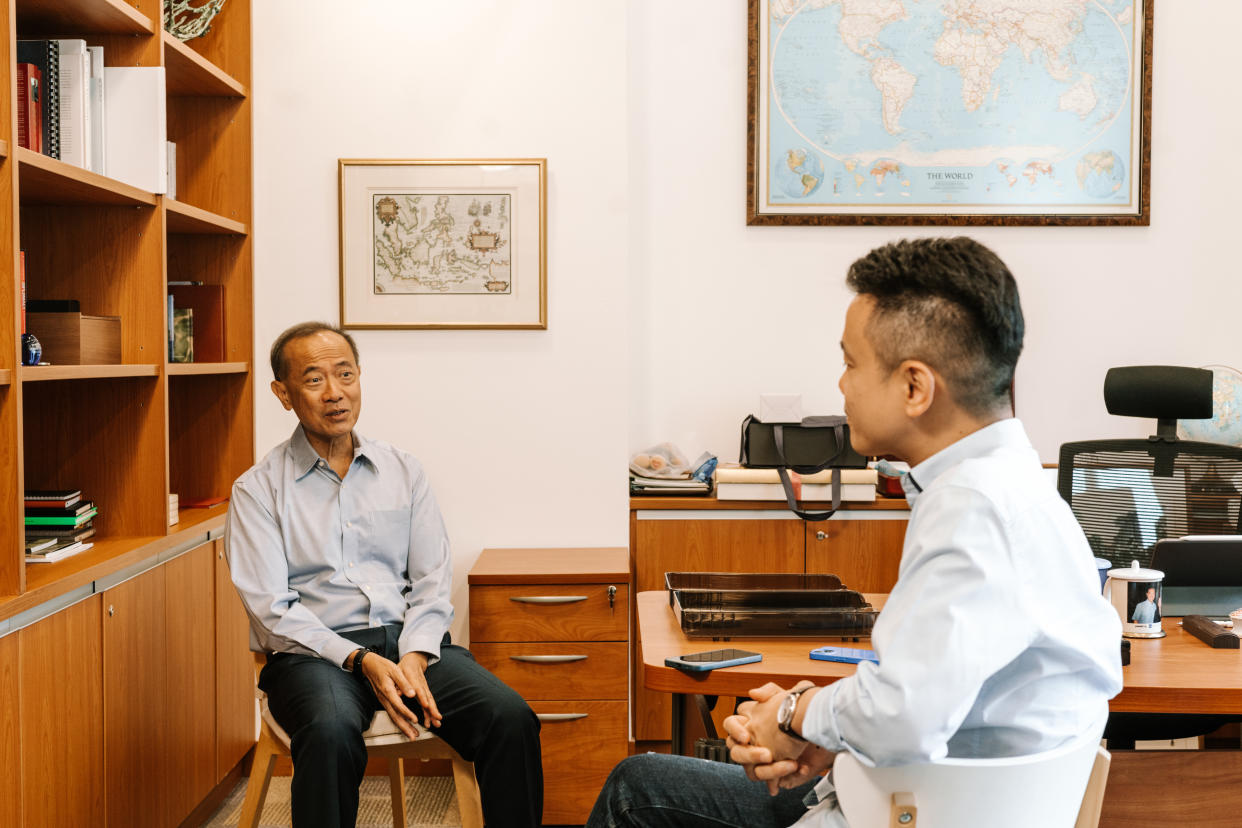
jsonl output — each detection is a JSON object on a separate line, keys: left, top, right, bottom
{"left": 810, "top": 646, "right": 879, "bottom": 665}
{"left": 665, "top": 648, "right": 763, "bottom": 672}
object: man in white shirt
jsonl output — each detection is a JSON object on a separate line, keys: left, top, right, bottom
{"left": 586, "top": 237, "right": 1123, "bottom": 828}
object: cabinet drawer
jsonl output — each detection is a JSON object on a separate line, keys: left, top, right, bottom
{"left": 470, "top": 583, "right": 628, "bottom": 642}
{"left": 472, "top": 642, "right": 627, "bottom": 701}
{"left": 532, "top": 700, "right": 628, "bottom": 825}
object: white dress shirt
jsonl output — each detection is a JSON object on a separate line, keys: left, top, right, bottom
{"left": 800, "top": 418, "right": 1123, "bottom": 770}
{"left": 224, "top": 425, "right": 454, "bottom": 669}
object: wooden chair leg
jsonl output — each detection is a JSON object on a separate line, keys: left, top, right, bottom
{"left": 238, "top": 729, "right": 281, "bottom": 828}
{"left": 452, "top": 757, "right": 484, "bottom": 828}
{"left": 389, "top": 757, "right": 408, "bottom": 828}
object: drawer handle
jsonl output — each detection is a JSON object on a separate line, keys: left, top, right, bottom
{"left": 510, "top": 655, "right": 588, "bottom": 664}
{"left": 509, "top": 595, "right": 588, "bottom": 605}
{"left": 536, "top": 713, "right": 589, "bottom": 722}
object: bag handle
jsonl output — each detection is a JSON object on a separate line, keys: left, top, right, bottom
{"left": 772, "top": 423, "right": 846, "bottom": 520}
{"left": 776, "top": 467, "right": 841, "bottom": 521}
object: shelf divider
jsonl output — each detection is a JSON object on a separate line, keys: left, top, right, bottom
{"left": 21, "top": 364, "right": 160, "bottom": 382}
{"left": 16, "top": 0, "right": 154, "bottom": 36}
{"left": 165, "top": 198, "right": 248, "bottom": 235}
{"left": 167, "top": 362, "right": 248, "bottom": 376}
{"left": 162, "top": 32, "right": 247, "bottom": 97}
{"left": 18, "top": 148, "right": 157, "bottom": 207}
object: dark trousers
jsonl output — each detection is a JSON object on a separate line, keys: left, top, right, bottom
{"left": 260, "top": 627, "right": 543, "bottom": 828}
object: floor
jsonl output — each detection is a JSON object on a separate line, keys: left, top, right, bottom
{"left": 200, "top": 775, "right": 463, "bottom": 827}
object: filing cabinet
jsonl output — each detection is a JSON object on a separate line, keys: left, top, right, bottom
{"left": 469, "top": 547, "right": 630, "bottom": 825}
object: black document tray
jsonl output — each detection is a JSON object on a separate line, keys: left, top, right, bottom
{"left": 665, "top": 572, "right": 876, "bottom": 638}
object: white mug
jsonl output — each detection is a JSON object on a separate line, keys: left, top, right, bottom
{"left": 1104, "top": 560, "right": 1165, "bottom": 639}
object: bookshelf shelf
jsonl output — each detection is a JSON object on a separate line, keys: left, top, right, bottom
{"left": 172, "top": 502, "right": 229, "bottom": 533}
{"left": 167, "top": 361, "right": 248, "bottom": 376}
{"left": 15, "top": 0, "right": 154, "bottom": 36}
{"left": 165, "top": 198, "right": 248, "bottom": 235}
{"left": 162, "top": 31, "right": 246, "bottom": 97}
{"left": 21, "top": 364, "right": 160, "bottom": 382}
{"left": 17, "top": 148, "right": 158, "bottom": 206}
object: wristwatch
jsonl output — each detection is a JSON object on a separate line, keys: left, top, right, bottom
{"left": 350, "top": 646, "right": 378, "bottom": 674}
{"left": 777, "top": 687, "right": 809, "bottom": 739}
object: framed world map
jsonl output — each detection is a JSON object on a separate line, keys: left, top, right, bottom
{"left": 747, "top": 0, "right": 1152, "bottom": 225}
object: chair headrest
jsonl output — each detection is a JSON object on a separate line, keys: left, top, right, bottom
{"left": 1104, "top": 366, "right": 1212, "bottom": 421}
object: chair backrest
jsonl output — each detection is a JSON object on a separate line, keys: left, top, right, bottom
{"left": 834, "top": 735, "right": 1108, "bottom": 828}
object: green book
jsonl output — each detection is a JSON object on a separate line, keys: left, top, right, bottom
{"left": 25, "top": 507, "right": 97, "bottom": 526}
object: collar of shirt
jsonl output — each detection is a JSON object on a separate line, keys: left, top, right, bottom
{"left": 287, "top": 424, "right": 378, "bottom": 481}
{"left": 901, "top": 418, "right": 1029, "bottom": 506}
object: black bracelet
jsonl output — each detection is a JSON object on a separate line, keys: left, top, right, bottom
{"left": 351, "top": 646, "right": 378, "bottom": 675}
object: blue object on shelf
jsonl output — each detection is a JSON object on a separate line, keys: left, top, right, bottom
{"left": 20, "top": 332, "right": 41, "bottom": 366}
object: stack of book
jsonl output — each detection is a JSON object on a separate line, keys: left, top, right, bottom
{"left": 630, "top": 474, "right": 711, "bottom": 496}
{"left": 24, "top": 489, "right": 97, "bottom": 563}
{"left": 715, "top": 466, "right": 878, "bottom": 502}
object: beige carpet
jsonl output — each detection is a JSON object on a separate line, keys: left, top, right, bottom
{"left": 201, "top": 775, "right": 463, "bottom": 827}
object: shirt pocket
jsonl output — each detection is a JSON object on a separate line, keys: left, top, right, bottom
{"left": 359, "top": 508, "right": 412, "bottom": 576}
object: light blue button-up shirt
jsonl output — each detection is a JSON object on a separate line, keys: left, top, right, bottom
{"left": 224, "top": 424, "right": 453, "bottom": 670}
{"left": 800, "top": 418, "right": 1123, "bottom": 773}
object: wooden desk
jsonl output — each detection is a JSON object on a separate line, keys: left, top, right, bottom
{"left": 637, "top": 590, "right": 1242, "bottom": 827}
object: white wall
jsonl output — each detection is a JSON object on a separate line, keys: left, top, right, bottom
{"left": 628, "top": 1, "right": 1242, "bottom": 462}
{"left": 253, "top": 1, "right": 631, "bottom": 640}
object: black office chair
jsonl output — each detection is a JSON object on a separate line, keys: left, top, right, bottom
{"left": 1058, "top": 365, "right": 1242, "bottom": 748}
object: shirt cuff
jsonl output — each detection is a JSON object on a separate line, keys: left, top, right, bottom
{"left": 800, "top": 680, "right": 846, "bottom": 753}
{"left": 321, "top": 635, "right": 363, "bottom": 671}
{"left": 399, "top": 629, "right": 443, "bottom": 664}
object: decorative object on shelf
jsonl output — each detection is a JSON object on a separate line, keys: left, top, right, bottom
{"left": 164, "top": 0, "right": 227, "bottom": 42}
{"left": 21, "top": 332, "right": 41, "bottom": 366}
{"left": 747, "top": 0, "right": 1152, "bottom": 226}
{"left": 339, "top": 159, "right": 547, "bottom": 329}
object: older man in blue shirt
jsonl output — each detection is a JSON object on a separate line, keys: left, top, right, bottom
{"left": 226, "top": 321, "right": 541, "bottom": 828}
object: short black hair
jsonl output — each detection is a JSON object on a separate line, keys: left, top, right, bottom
{"left": 270, "top": 321, "right": 360, "bottom": 381}
{"left": 845, "top": 237, "right": 1024, "bottom": 416}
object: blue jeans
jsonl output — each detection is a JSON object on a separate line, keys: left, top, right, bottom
{"left": 586, "top": 753, "right": 818, "bottom": 828}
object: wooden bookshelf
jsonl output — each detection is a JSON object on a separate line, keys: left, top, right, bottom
{"left": 18, "top": 148, "right": 159, "bottom": 206}
{"left": 4, "top": 2, "right": 254, "bottom": 610}
{"left": 15, "top": 0, "right": 152, "bottom": 35}
{"left": 162, "top": 31, "right": 245, "bottom": 97}
{"left": 167, "top": 361, "right": 248, "bottom": 376}
{"left": 165, "top": 197, "right": 247, "bottom": 234}
{"left": 21, "top": 364, "right": 160, "bottom": 381}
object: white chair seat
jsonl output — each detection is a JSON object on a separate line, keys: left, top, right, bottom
{"left": 834, "top": 727, "right": 1110, "bottom": 828}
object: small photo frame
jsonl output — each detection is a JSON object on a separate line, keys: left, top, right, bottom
{"left": 339, "top": 158, "right": 547, "bottom": 329}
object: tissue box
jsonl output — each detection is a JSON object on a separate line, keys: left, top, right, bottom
{"left": 27, "top": 312, "right": 121, "bottom": 364}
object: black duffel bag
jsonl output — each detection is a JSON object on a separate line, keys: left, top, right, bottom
{"left": 739, "top": 414, "right": 868, "bottom": 520}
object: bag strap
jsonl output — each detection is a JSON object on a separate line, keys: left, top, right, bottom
{"left": 776, "top": 467, "right": 841, "bottom": 521}
{"left": 774, "top": 421, "right": 849, "bottom": 475}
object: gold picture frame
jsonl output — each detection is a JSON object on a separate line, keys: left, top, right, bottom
{"left": 339, "top": 158, "right": 547, "bottom": 329}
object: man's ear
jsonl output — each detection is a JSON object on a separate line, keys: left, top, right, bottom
{"left": 271, "top": 379, "right": 293, "bottom": 411}
{"left": 898, "top": 360, "right": 936, "bottom": 418}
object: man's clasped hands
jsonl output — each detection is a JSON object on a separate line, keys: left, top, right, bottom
{"left": 724, "top": 681, "right": 836, "bottom": 795}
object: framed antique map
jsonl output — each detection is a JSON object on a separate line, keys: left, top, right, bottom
{"left": 339, "top": 159, "right": 546, "bottom": 329}
{"left": 747, "top": 0, "right": 1152, "bottom": 225}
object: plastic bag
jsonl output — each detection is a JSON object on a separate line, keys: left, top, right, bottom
{"left": 630, "top": 443, "right": 693, "bottom": 479}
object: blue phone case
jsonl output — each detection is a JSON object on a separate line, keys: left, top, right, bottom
{"left": 665, "top": 649, "right": 763, "bottom": 672}
{"left": 810, "top": 646, "right": 879, "bottom": 664}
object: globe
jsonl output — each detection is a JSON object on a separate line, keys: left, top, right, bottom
{"left": 1178, "top": 365, "right": 1242, "bottom": 446}
{"left": 775, "top": 148, "right": 825, "bottom": 199}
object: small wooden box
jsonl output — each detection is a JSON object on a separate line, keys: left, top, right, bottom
{"left": 27, "top": 312, "right": 122, "bottom": 364}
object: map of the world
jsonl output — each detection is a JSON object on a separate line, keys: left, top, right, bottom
{"left": 757, "top": 0, "right": 1143, "bottom": 217}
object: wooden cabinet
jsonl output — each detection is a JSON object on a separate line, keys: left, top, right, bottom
{"left": 103, "top": 563, "right": 169, "bottom": 828}
{"left": 469, "top": 547, "right": 630, "bottom": 826}
{"left": 630, "top": 499, "right": 909, "bottom": 743}
{"left": 19, "top": 594, "right": 105, "bottom": 827}
{"left": 215, "top": 537, "right": 256, "bottom": 782}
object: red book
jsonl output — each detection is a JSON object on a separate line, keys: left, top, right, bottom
{"left": 15, "top": 63, "right": 42, "bottom": 153}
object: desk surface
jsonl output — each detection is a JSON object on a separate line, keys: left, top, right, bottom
{"left": 637, "top": 591, "right": 1242, "bottom": 715}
